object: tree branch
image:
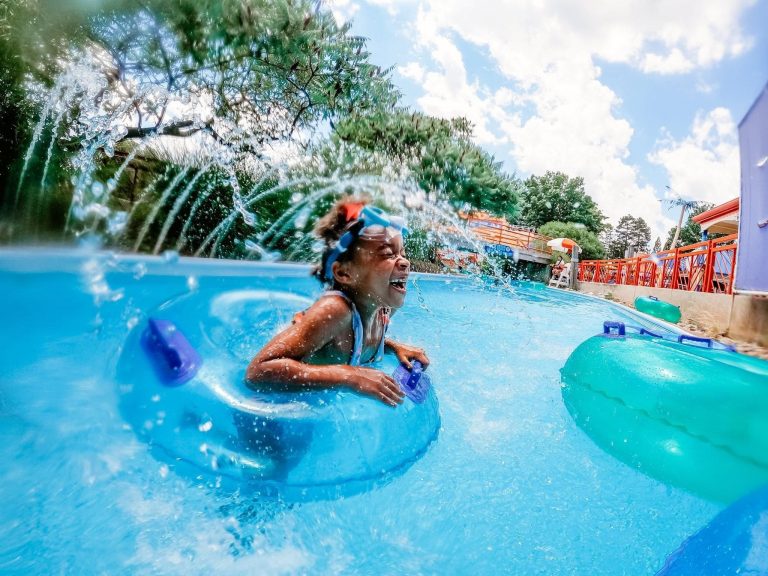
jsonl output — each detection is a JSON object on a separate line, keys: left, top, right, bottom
{"left": 122, "top": 120, "right": 197, "bottom": 139}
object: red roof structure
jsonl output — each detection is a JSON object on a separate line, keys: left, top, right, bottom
{"left": 692, "top": 198, "right": 739, "bottom": 235}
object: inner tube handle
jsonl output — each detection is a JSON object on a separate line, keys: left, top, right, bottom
{"left": 677, "top": 334, "right": 714, "bottom": 348}
{"left": 603, "top": 321, "right": 626, "bottom": 336}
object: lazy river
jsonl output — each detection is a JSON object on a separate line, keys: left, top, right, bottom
{"left": 0, "top": 248, "right": 737, "bottom": 574}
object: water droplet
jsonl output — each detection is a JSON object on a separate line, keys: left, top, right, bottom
{"left": 107, "top": 211, "right": 127, "bottom": 235}
{"left": 132, "top": 262, "right": 147, "bottom": 279}
{"left": 187, "top": 276, "right": 199, "bottom": 291}
{"left": 85, "top": 203, "right": 110, "bottom": 219}
{"left": 198, "top": 418, "right": 213, "bottom": 432}
{"left": 294, "top": 206, "right": 311, "bottom": 229}
{"left": 162, "top": 250, "right": 179, "bottom": 264}
{"left": 291, "top": 192, "right": 303, "bottom": 203}
{"left": 545, "top": 201, "right": 552, "bottom": 209}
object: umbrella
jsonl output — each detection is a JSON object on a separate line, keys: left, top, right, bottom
{"left": 546, "top": 237, "right": 579, "bottom": 252}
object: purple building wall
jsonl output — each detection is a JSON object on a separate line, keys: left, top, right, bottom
{"left": 735, "top": 83, "right": 768, "bottom": 293}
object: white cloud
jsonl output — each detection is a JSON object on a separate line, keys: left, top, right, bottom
{"left": 364, "top": 0, "right": 417, "bottom": 16}
{"left": 397, "top": 62, "right": 425, "bottom": 83}
{"left": 648, "top": 108, "right": 740, "bottom": 206}
{"left": 382, "top": 0, "right": 752, "bottom": 240}
{"left": 327, "top": 0, "right": 360, "bottom": 24}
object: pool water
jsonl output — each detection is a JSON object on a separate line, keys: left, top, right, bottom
{"left": 0, "top": 249, "right": 718, "bottom": 575}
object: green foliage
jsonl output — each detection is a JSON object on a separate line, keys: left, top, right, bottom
{"left": 518, "top": 171, "right": 605, "bottom": 233}
{"left": 404, "top": 227, "right": 438, "bottom": 266}
{"left": 538, "top": 221, "right": 605, "bottom": 260}
{"left": 313, "top": 109, "right": 521, "bottom": 219}
{"left": 662, "top": 196, "right": 705, "bottom": 249}
{"left": 0, "top": 4, "right": 35, "bottom": 212}
{"left": 607, "top": 215, "right": 651, "bottom": 258}
{"left": 662, "top": 202, "right": 717, "bottom": 249}
{"left": 3, "top": 0, "right": 402, "bottom": 250}
{"left": 44, "top": 0, "right": 398, "bottom": 150}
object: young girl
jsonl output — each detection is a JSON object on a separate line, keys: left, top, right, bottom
{"left": 246, "top": 198, "right": 429, "bottom": 407}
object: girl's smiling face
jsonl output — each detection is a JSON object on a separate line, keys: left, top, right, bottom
{"left": 339, "top": 229, "right": 410, "bottom": 310}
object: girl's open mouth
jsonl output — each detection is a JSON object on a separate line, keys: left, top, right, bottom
{"left": 389, "top": 279, "right": 407, "bottom": 293}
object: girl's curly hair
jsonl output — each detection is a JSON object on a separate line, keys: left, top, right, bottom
{"left": 312, "top": 195, "right": 372, "bottom": 285}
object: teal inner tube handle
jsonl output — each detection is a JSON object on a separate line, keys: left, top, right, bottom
{"left": 678, "top": 334, "right": 714, "bottom": 348}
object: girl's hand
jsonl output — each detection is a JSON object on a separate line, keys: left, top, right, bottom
{"left": 349, "top": 367, "right": 405, "bottom": 407}
{"left": 389, "top": 341, "right": 430, "bottom": 370}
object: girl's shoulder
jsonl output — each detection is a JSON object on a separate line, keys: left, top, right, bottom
{"left": 297, "top": 292, "right": 353, "bottom": 326}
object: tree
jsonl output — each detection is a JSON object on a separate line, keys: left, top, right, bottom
{"left": 663, "top": 194, "right": 703, "bottom": 249}
{"left": 662, "top": 202, "right": 717, "bottom": 249}
{"left": 328, "top": 110, "right": 521, "bottom": 219}
{"left": 4, "top": 0, "right": 401, "bottom": 249}
{"left": 607, "top": 215, "right": 651, "bottom": 258}
{"left": 598, "top": 223, "right": 614, "bottom": 256}
{"left": 539, "top": 221, "right": 605, "bottom": 261}
{"left": 20, "top": 0, "right": 397, "bottom": 150}
{"left": 518, "top": 171, "right": 605, "bottom": 233}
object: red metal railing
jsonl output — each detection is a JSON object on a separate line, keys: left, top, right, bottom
{"left": 578, "top": 234, "right": 738, "bottom": 294}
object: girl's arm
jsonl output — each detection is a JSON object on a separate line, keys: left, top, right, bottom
{"left": 385, "top": 338, "right": 430, "bottom": 370}
{"left": 246, "top": 297, "right": 404, "bottom": 406}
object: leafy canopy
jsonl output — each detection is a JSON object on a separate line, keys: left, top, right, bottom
{"left": 538, "top": 221, "right": 605, "bottom": 261}
{"left": 2, "top": 0, "right": 403, "bottom": 251}
{"left": 518, "top": 171, "right": 605, "bottom": 233}
{"left": 307, "top": 109, "right": 521, "bottom": 219}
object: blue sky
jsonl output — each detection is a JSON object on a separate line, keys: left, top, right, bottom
{"left": 329, "top": 0, "right": 768, "bottom": 241}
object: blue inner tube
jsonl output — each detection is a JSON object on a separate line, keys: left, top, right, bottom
{"left": 657, "top": 485, "right": 768, "bottom": 575}
{"left": 116, "top": 289, "right": 441, "bottom": 499}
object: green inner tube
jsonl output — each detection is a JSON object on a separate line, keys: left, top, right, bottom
{"left": 561, "top": 333, "right": 768, "bottom": 503}
{"left": 634, "top": 296, "right": 681, "bottom": 323}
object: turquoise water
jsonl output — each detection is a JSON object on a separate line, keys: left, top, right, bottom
{"left": 0, "top": 249, "right": 718, "bottom": 575}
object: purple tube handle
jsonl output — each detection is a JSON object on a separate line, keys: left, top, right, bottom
{"left": 141, "top": 318, "right": 202, "bottom": 386}
{"left": 393, "top": 360, "right": 431, "bottom": 404}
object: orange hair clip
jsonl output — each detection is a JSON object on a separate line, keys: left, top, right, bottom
{"left": 340, "top": 202, "right": 365, "bottom": 223}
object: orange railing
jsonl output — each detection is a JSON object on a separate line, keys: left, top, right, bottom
{"left": 578, "top": 234, "right": 738, "bottom": 294}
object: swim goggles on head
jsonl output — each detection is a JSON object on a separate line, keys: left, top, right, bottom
{"left": 324, "top": 205, "right": 409, "bottom": 281}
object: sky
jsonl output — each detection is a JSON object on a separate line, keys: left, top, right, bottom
{"left": 327, "top": 0, "right": 768, "bottom": 241}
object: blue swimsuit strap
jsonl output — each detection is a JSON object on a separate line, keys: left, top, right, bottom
{"left": 321, "top": 291, "right": 388, "bottom": 366}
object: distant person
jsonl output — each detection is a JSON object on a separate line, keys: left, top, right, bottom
{"left": 551, "top": 256, "right": 566, "bottom": 279}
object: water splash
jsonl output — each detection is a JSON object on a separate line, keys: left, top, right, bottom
{"left": 36, "top": 105, "right": 67, "bottom": 223}
{"left": 175, "top": 181, "right": 216, "bottom": 253}
{"left": 132, "top": 166, "right": 192, "bottom": 251}
{"left": 15, "top": 82, "right": 60, "bottom": 208}
{"left": 9, "top": 23, "right": 528, "bottom": 288}
{"left": 152, "top": 162, "right": 213, "bottom": 254}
